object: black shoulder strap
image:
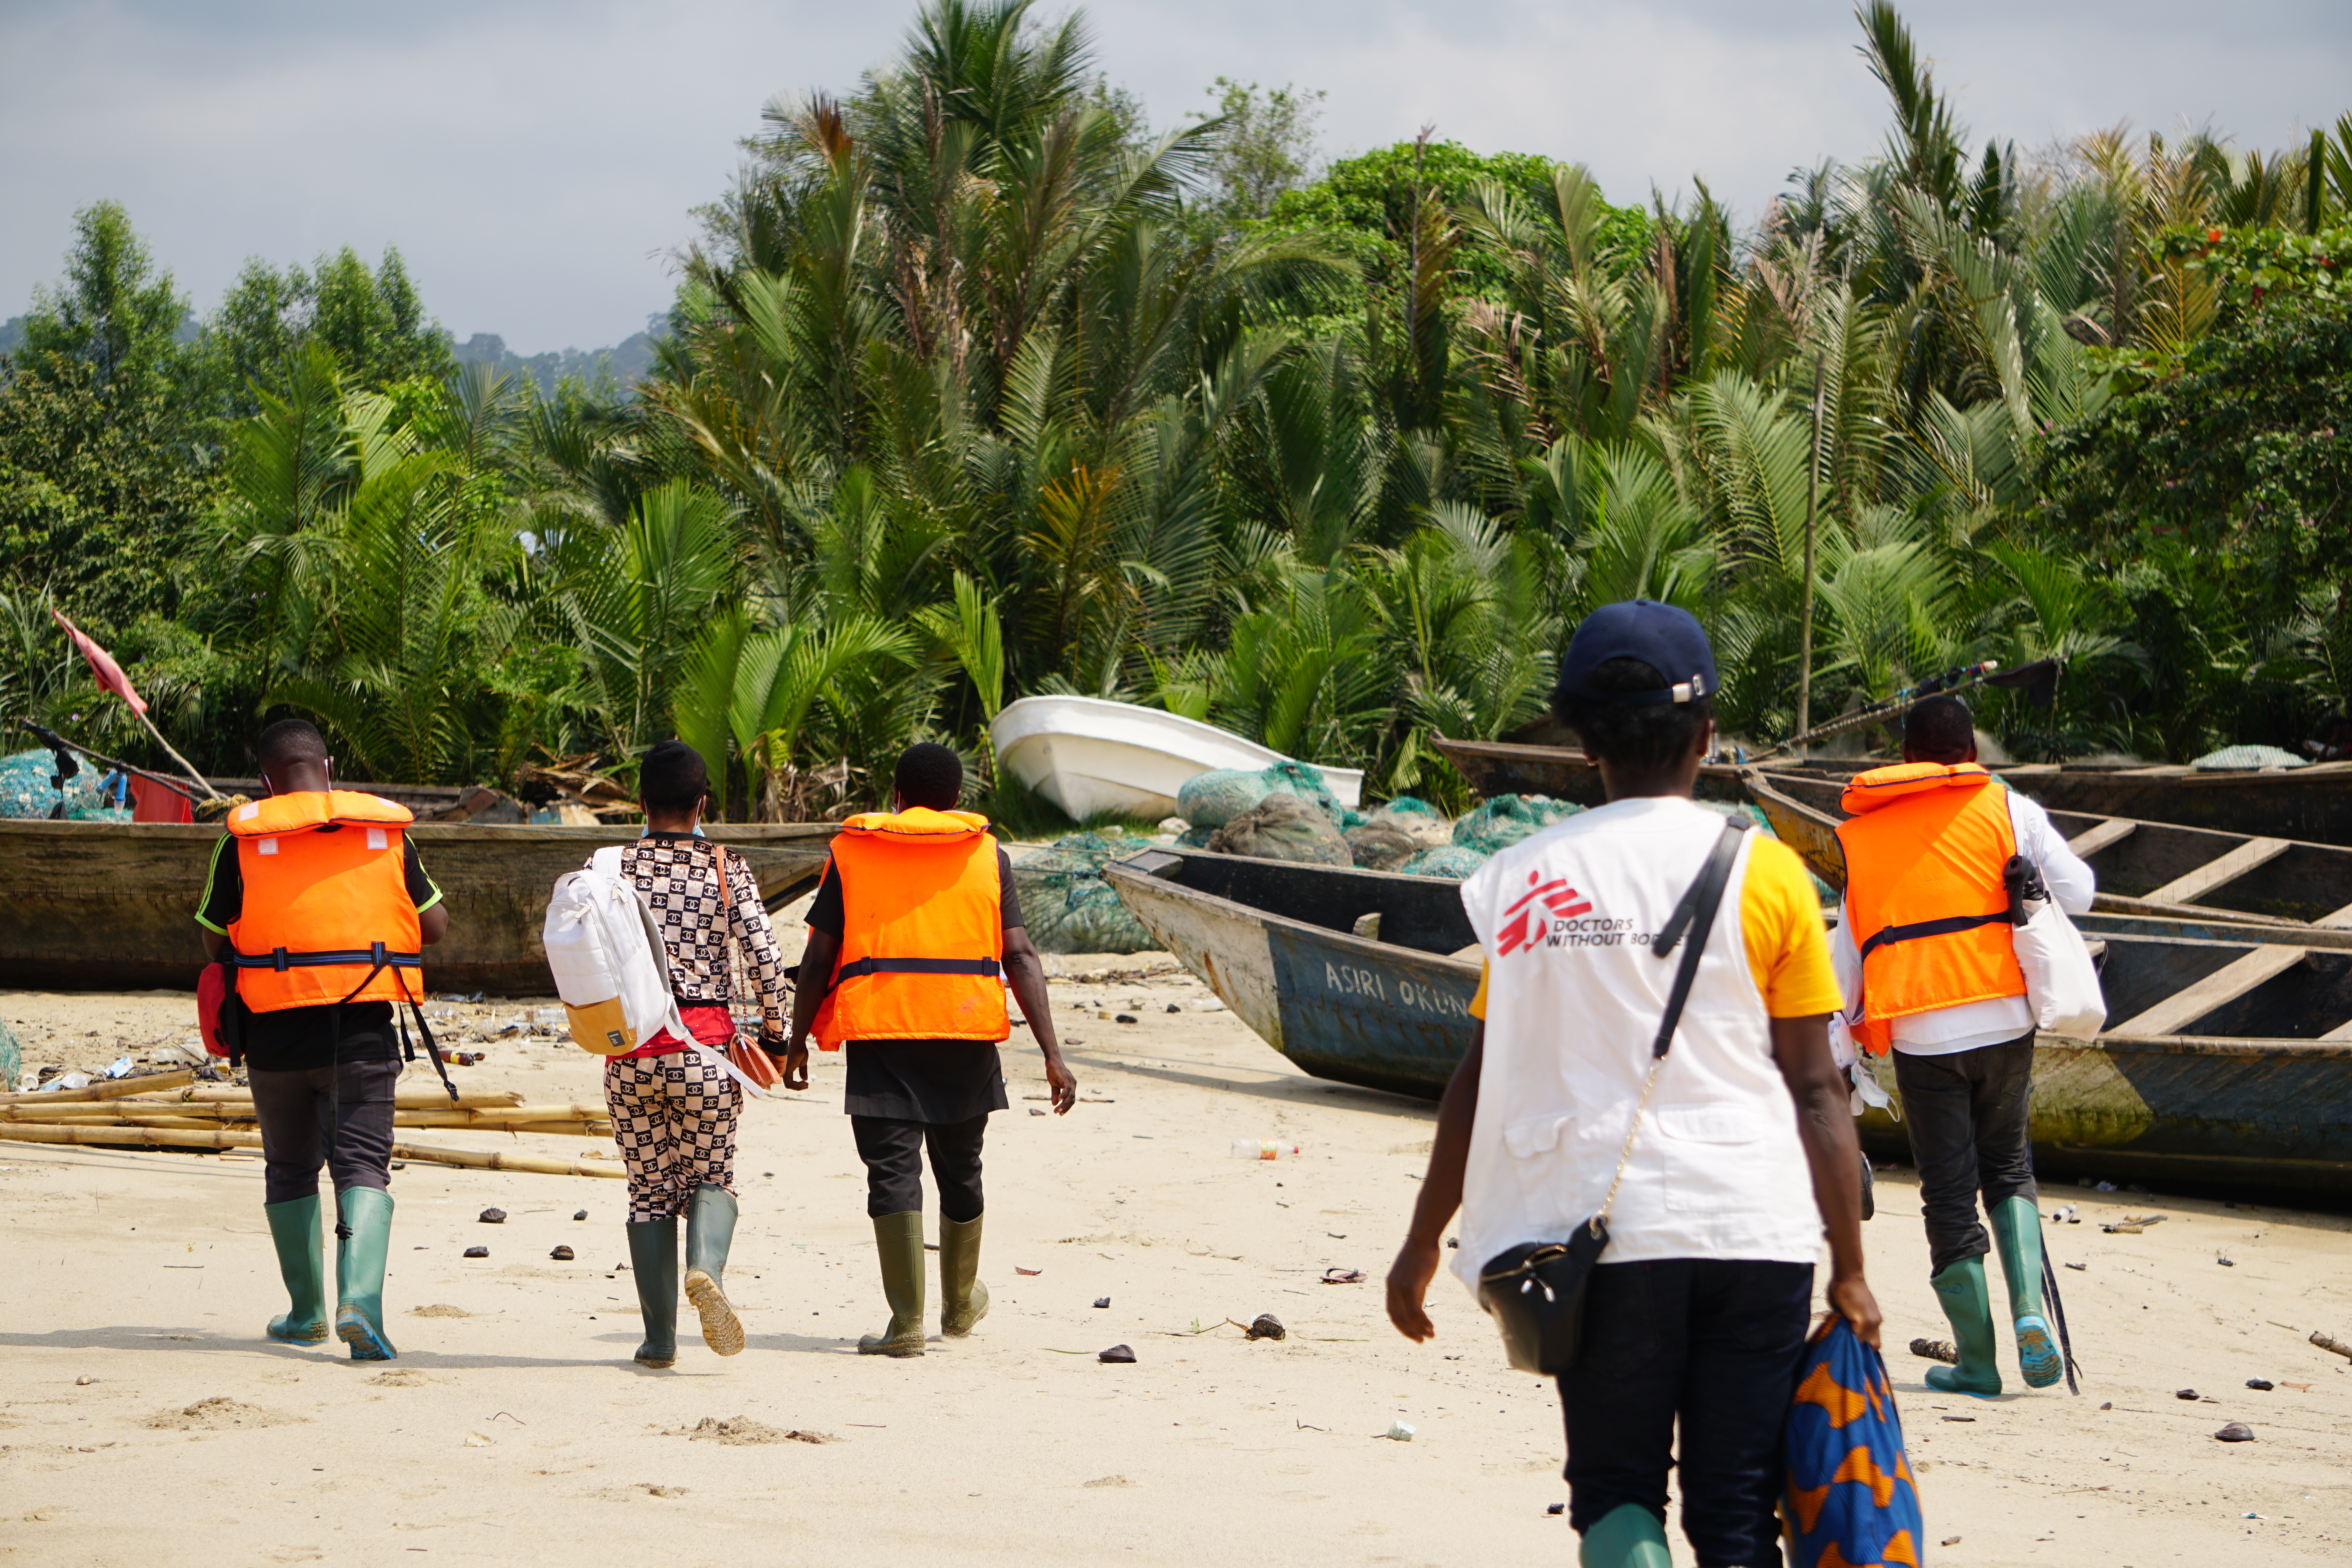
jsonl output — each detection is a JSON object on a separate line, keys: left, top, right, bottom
{"left": 1648, "top": 817, "right": 1750, "bottom": 1060}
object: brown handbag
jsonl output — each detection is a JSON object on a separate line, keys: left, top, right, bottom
{"left": 710, "top": 842, "right": 782, "bottom": 1092}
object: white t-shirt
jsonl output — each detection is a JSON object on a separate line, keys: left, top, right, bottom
{"left": 1454, "top": 797, "right": 1837, "bottom": 1286}
{"left": 1830, "top": 788, "right": 2096, "bottom": 1056}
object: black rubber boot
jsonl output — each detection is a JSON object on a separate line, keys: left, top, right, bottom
{"left": 627, "top": 1218, "right": 678, "bottom": 1368}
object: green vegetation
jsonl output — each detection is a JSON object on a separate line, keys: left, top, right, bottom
{"left": 5, "top": 0, "right": 2351, "bottom": 820}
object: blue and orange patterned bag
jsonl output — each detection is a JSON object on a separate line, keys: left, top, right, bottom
{"left": 1783, "top": 1316, "right": 1926, "bottom": 1568}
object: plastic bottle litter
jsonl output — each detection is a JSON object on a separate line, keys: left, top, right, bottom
{"left": 1230, "top": 1139, "right": 1302, "bottom": 1160}
{"left": 42, "top": 1072, "right": 91, "bottom": 1093}
{"left": 104, "top": 1056, "right": 133, "bottom": 1079}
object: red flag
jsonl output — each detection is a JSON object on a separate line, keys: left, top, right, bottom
{"left": 49, "top": 608, "right": 148, "bottom": 716}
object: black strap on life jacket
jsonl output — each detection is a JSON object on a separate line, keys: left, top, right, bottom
{"left": 229, "top": 948, "right": 424, "bottom": 971}
{"left": 1855, "top": 910, "right": 2012, "bottom": 964}
{"left": 831, "top": 956, "right": 1003, "bottom": 982}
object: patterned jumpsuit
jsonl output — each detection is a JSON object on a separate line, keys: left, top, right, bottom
{"left": 599, "top": 835, "right": 791, "bottom": 1223}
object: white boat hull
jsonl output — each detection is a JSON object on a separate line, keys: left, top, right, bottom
{"left": 990, "top": 696, "right": 1364, "bottom": 822}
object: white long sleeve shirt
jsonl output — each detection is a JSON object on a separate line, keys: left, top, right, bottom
{"left": 1830, "top": 788, "right": 2096, "bottom": 1056}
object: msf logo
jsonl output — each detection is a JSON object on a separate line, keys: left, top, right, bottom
{"left": 1495, "top": 871, "right": 1592, "bottom": 956}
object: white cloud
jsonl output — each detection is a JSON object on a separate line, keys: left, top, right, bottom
{"left": 2, "top": 0, "right": 2346, "bottom": 352}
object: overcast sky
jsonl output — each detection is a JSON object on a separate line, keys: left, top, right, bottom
{"left": 4, "top": 0, "right": 2348, "bottom": 354}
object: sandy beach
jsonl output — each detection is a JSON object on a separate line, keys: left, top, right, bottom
{"left": 4, "top": 944, "right": 2349, "bottom": 1567}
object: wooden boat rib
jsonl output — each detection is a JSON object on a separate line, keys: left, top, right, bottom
{"left": 0, "top": 819, "right": 838, "bottom": 996}
{"left": 991, "top": 695, "right": 1364, "bottom": 822}
{"left": 1105, "top": 845, "right": 2352, "bottom": 1196}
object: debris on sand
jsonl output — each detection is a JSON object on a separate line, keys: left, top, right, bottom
{"left": 1246, "top": 1314, "right": 1286, "bottom": 1341}
{"left": 413, "top": 1303, "right": 470, "bottom": 1318}
{"left": 145, "top": 1397, "right": 298, "bottom": 1431}
{"left": 2215, "top": 1422, "right": 2256, "bottom": 1442}
{"left": 479, "top": 1208, "right": 506, "bottom": 1224}
{"left": 1909, "top": 1338, "right": 1958, "bottom": 1364}
{"left": 464, "top": 1245, "right": 490, "bottom": 1258}
{"left": 1098, "top": 1343, "right": 1136, "bottom": 1363}
{"left": 675, "top": 1416, "right": 833, "bottom": 1446}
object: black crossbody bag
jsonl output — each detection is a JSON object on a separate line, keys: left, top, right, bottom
{"left": 1477, "top": 816, "right": 1750, "bottom": 1376}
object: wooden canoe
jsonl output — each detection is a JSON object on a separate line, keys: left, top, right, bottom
{"left": 1434, "top": 735, "right": 2352, "bottom": 847}
{"left": 0, "top": 819, "right": 838, "bottom": 996}
{"left": 1744, "top": 769, "right": 2352, "bottom": 928}
{"left": 1103, "top": 846, "right": 2352, "bottom": 1197}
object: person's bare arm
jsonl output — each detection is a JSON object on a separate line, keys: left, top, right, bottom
{"left": 781, "top": 928, "right": 838, "bottom": 1092}
{"left": 1772, "top": 1013, "right": 1882, "bottom": 1346}
{"left": 202, "top": 930, "right": 225, "bottom": 960}
{"left": 1385, "top": 1024, "right": 1483, "bottom": 1342}
{"left": 420, "top": 905, "right": 448, "bottom": 946}
{"left": 1002, "top": 924, "right": 1076, "bottom": 1113}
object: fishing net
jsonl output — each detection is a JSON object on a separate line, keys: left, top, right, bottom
{"left": 1176, "top": 759, "right": 1347, "bottom": 829}
{"left": 1009, "top": 833, "right": 1157, "bottom": 954}
{"left": 1343, "top": 822, "right": 1423, "bottom": 871}
{"left": 1450, "top": 794, "right": 1583, "bottom": 855}
{"left": 0, "top": 748, "right": 131, "bottom": 820}
{"left": 1207, "top": 793, "right": 1352, "bottom": 866}
{"left": 0, "top": 1018, "right": 19, "bottom": 1093}
{"left": 1364, "top": 796, "right": 1452, "bottom": 847}
{"left": 2190, "top": 744, "right": 2307, "bottom": 771}
{"left": 1396, "top": 845, "right": 1493, "bottom": 879}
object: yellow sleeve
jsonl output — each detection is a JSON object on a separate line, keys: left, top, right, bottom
{"left": 1740, "top": 837, "right": 1843, "bottom": 1018}
{"left": 1469, "top": 960, "right": 1489, "bottom": 1020}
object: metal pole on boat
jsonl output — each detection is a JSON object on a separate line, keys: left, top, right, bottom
{"left": 1795, "top": 354, "right": 1825, "bottom": 761}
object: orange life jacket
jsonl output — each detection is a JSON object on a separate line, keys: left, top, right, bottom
{"left": 223, "top": 791, "right": 422, "bottom": 1013}
{"left": 1835, "top": 762, "right": 2025, "bottom": 1056}
{"left": 812, "top": 808, "right": 1008, "bottom": 1049}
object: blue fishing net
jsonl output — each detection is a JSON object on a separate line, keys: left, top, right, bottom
{"left": 1008, "top": 832, "right": 1157, "bottom": 954}
{"left": 1450, "top": 794, "right": 1583, "bottom": 855}
{"left": 1176, "top": 759, "right": 1347, "bottom": 829}
{"left": 0, "top": 748, "right": 132, "bottom": 820}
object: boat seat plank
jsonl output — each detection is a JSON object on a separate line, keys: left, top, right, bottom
{"left": 2319, "top": 1016, "right": 2352, "bottom": 1042}
{"left": 2112, "top": 945, "right": 2307, "bottom": 1036}
{"left": 2142, "top": 837, "right": 2290, "bottom": 906}
{"left": 2316, "top": 900, "right": 2352, "bottom": 929}
{"left": 2065, "top": 818, "right": 2138, "bottom": 858}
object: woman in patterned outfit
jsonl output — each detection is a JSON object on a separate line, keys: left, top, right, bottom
{"left": 599, "top": 740, "right": 791, "bottom": 1369}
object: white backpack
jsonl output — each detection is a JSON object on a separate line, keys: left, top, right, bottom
{"left": 543, "top": 846, "right": 766, "bottom": 1094}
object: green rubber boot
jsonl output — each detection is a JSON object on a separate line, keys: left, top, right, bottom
{"left": 626, "top": 1218, "right": 678, "bottom": 1368}
{"left": 939, "top": 1212, "right": 989, "bottom": 1338}
{"left": 332, "top": 1186, "right": 397, "bottom": 1362}
{"left": 1925, "top": 1255, "right": 2002, "bottom": 1397}
{"left": 683, "top": 1185, "right": 743, "bottom": 1357}
{"left": 858, "top": 1210, "right": 927, "bottom": 1357}
{"left": 263, "top": 1195, "right": 329, "bottom": 1345}
{"left": 1989, "top": 1195, "right": 2063, "bottom": 1388}
{"left": 1579, "top": 1502, "right": 1672, "bottom": 1568}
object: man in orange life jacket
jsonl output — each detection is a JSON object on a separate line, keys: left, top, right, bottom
{"left": 1831, "top": 695, "right": 2093, "bottom": 1397}
{"left": 195, "top": 720, "right": 448, "bottom": 1361}
{"left": 782, "top": 742, "right": 1078, "bottom": 1357}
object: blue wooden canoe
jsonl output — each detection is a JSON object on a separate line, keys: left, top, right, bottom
{"left": 1104, "top": 846, "right": 2352, "bottom": 1199}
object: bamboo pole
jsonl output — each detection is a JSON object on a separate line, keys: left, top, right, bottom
{"left": 6, "top": 1110, "right": 604, "bottom": 1136}
{"left": 160, "top": 1087, "right": 526, "bottom": 1111}
{"left": 0, "top": 1071, "right": 197, "bottom": 1107}
{"left": 0, "top": 1122, "right": 623, "bottom": 1177}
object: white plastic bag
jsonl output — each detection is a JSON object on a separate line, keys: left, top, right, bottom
{"left": 2012, "top": 895, "right": 2106, "bottom": 1038}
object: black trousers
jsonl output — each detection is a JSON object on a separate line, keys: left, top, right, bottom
{"left": 1560, "top": 1258, "right": 1814, "bottom": 1568}
{"left": 248, "top": 1060, "right": 403, "bottom": 1206}
{"left": 851, "top": 1112, "right": 987, "bottom": 1222}
{"left": 1893, "top": 1033, "right": 2039, "bottom": 1274}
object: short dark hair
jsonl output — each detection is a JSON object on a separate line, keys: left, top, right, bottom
{"left": 639, "top": 739, "right": 709, "bottom": 811}
{"left": 893, "top": 742, "right": 963, "bottom": 811}
{"left": 1904, "top": 695, "right": 1975, "bottom": 764}
{"left": 1554, "top": 657, "right": 1715, "bottom": 771}
{"left": 256, "top": 719, "right": 326, "bottom": 772}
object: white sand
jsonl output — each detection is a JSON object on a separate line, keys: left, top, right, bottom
{"left": 3, "top": 961, "right": 2348, "bottom": 1566}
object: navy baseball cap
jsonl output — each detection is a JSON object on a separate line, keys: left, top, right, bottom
{"left": 1557, "top": 599, "right": 1719, "bottom": 706}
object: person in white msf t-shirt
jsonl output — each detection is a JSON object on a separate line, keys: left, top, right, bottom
{"left": 1387, "top": 600, "right": 1879, "bottom": 1568}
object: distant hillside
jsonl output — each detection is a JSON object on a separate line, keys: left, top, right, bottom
{"left": 3, "top": 310, "right": 662, "bottom": 399}
{"left": 450, "top": 314, "right": 665, "bottom": 396}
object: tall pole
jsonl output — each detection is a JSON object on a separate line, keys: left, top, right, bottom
{"left": 1795, "top": 353, "right": 1826, "bottom": 761}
